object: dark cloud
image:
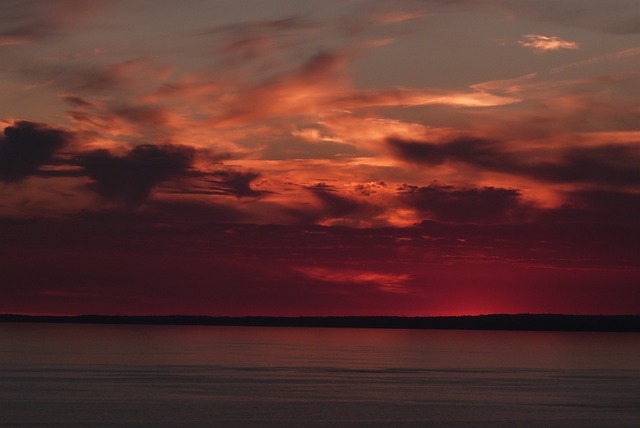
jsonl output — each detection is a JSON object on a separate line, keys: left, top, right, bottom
{"left": 195, "top": 170, "right": 265, "bottom": 198}
{"left": 313, "top": 188, "right": 362, "bottom": 219}
{"left": 308, "top": 187, "right": 388, "bottom": 226}
{"left": 0, "top": 121, "right": 71, "bottom": 183}
{"left": 306, "top": 182, "right": 338, "bottom": 192}
{"left": 534, "top": 145, "right": 640, "bottom": 186}
{"left": 544, "top": 190, "right": 640, "bottom": 225}
{"left": 389, "top": 137, "right": 640, "bottom": 186}
{"left": 284, "top": 186, "right": 385, "bottom": 225}
{"left": 75, "top": 144, "right": 195, "bottom": 204}
{"left": 388, "top": 138, "right": 446, "bottom": 165}
{"left": 399, "top": 184, "right": 527, "bottom": 223}
{"left": 388, "top": 136, "right": 507, "bottom": 168}
{"left": 163, "top": 168, "right": 265, "bottom": 198}
{"left": 355, "top": 182, "right": 386, "bottom": 196}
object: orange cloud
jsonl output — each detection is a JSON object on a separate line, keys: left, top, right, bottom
{"left": 518, "top": 34, "right": 579, "bottom": 52}
{"left": 3, "top": 1, "right": 638, "bottom": 233}
{"left": 293, "top": 266, "right": 412, "bottom": 293}
{"left": 334, "top": 87, "right": 520, "bottom": 110}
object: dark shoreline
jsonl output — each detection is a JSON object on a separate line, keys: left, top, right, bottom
{"left": 1, "top": 314, "right": 639, "bottom": 332}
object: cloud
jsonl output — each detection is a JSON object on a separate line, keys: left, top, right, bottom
{"left": 306, "top": 182, "right": 338, "bottom": 192}
{"left": 62, "top": 94, "right": 193, "bottom": 148}
{"left": 312, "top": 187, "right": 363, "bottom": 218}
{"left": 211, "top": 47, "right": 518, "bottom": 126}
{"left": 389, "top": 137, "right": 640, "bottom": 186}
{"left": 0, "top": 121, "right": 71, "bottom": 183}
{"left": 310, "top": 185, "right": 391, "bottom": 227}
{"left": 354, "top": 181, "right": 387, "bottom": 196}
{"left": 293, "top": 266, "right": 412, "bottom": 293}
{"left": 334, "top": 87, "right": 520, "bottom": 109}
{"left": 281, "top": 184, "right": 389, "bottom": 227}
{"left": 399, "top": 184, "right": 527, "bottom": 223}
{"left": 75, "top": 144, "right": 195, "bottom": 204}
{"left": 340, "top": 1, "right": 428, "bottom": 39}
{"left": 201, "top": 170, "right": 265, "bottom": 198}
{"left": 213, "top": 50, "right": 349, "bottom": 125}
{"left": 533, "top": 145, "right": 640, "bottom": 186}
{"left": 544, "top": 190, "right": 640, "bottom": 225}
{"left": 32, "top": 58, "right": 167, "bottom": 96}
{"left": 205, "top": 15, "right": 318, "bottom": 63}
{"left": 389, "top": 136, "right": 510, "bottom": 168}
{"left": 519, "top": 34, "right": 579, "bottom": 53}
{"left": 291, "top": 128, "right": 344, "bottom": 143}
{"left": 0, "top": 0, "right": 108, "bottom": 45}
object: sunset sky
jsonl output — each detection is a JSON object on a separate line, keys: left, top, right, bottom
{"left": 1, "top": 0, "right": 639, "bottom": 316}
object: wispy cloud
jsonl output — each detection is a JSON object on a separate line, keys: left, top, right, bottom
{"left": 203, "top": 15, "right": 319, "bottom": 65}
{"left": 0, "top": 0, "right": 110, "bottom": 45}
{"left": 519, "top": 34, "right": 579, "bottom": 52}
{"left": 294, "top": 266, "right": 412, "bottom": 293}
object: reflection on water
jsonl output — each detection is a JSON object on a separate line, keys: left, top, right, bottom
{"left": 1, "top": 324, "right": 639, "bottom": 427}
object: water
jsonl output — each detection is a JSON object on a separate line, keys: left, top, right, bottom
{"left": 1, "top": 323, "right": 639, "bottom": 427}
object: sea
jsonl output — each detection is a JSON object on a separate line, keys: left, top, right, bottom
{"left": 0, "top": 323, "right": 638, "bottom": 427}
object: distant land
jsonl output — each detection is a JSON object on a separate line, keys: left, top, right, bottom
{"left": 1, "top": 314, "right": 640, "bottom": 332}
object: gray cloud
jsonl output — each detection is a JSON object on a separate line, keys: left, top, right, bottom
{"left": 389, "top": 137, "right": 640, "bottom": 186}
{"left": 543, "top": 190, "right": 640, "bottom": 225}
{"left": 75, "top": 144, "right": 195, "bottom": 205}
{"left": 0, "top": 121, "right": 71, "bottom": 183}
{"left": 202, "top": 170, "right": 265, "bottom": 198}
{"left": 399, "top": 184, "right": 528, "bottom": 223}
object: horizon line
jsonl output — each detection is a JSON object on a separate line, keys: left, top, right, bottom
{"left": 2, "top": 313, "right": 639, "bottom": 333}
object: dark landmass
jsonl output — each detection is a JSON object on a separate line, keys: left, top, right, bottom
{"left": 1, "top": 314, "right": 639, "bottom": 332}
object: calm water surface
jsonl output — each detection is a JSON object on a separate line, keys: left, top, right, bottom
{"left": 1, "top": 323, "right": 639, "bottom": 427}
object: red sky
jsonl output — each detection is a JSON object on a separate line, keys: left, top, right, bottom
{"left": 0, "top": 0, "right": 639, "bottom": 316}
